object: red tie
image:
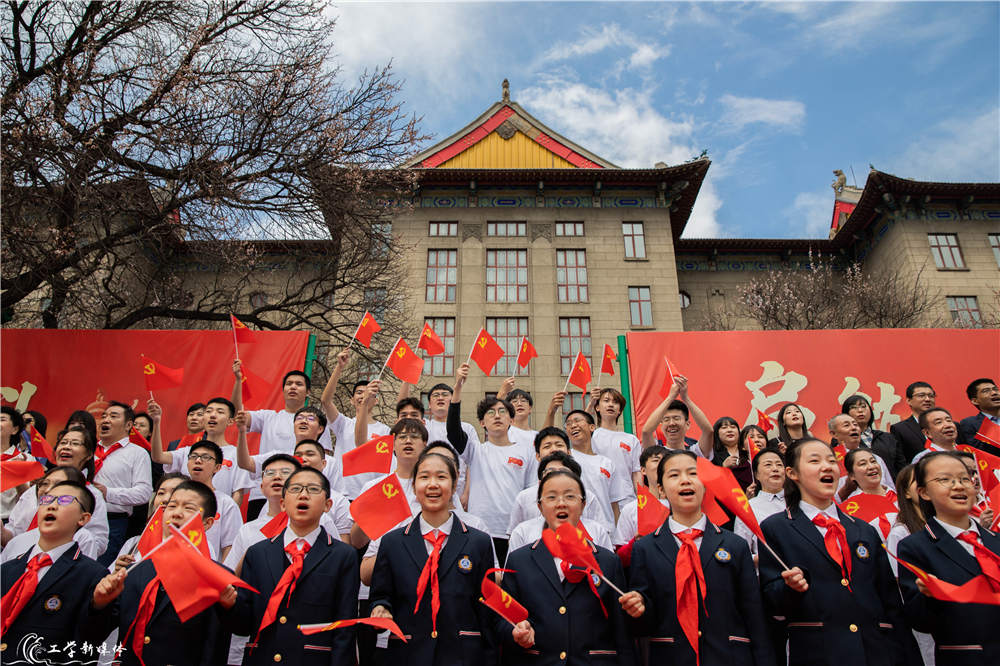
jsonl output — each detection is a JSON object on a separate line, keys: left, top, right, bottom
{"left": 675, "top": 529, "right": 706, "bottom": 666}
{"left": 957, "top": 531, "right": 1000, "bottom": 592}
{"left": 812, "top": 513, "right": 853, "bottom": 586}
{"left": 123, "top": 576, "right": 161, "bottom": 666}
{"left": 254, "top": 540, "right": 310, "bottom": 645}
{"left": 93, "top": 443, "right": 123, "bottom": 476}
{"left": 0, "top": 553, "right": 52, "bottom": 636}
{"left": 415, "top": 531, "right": 446, "bottom": 635}
{"left": 558, "top": 558, "right": 608, "bottom": 618}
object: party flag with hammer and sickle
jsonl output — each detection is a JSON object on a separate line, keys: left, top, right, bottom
{"left": 140, "top": 354, "right": 184, "bottom": 392}
{"left": 349, "top": 473, "right": 413, "bottom": 540}
{"left": 342, "top": 435, "right": 394, "bottom": 477}
{"left": 469, "top": 328, "right": 505, "bottom": 376}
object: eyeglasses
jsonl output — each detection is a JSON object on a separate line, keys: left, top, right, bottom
{"left": 263, "top": 468, "right": 294, "bottom": 478}
{"left": 39, "top": 494, "right": 85, "bottom": 508}
{"left": 540, "top": 493, "right": 582, "bottom": 505}
{"left": 187, "top": 453, "right": 218, "bottom": 463}
{"left": 294, "top": 414, "right": 318, "bottom": 423}
{"left": 483, "top": 408, "right": 507, "bottom": 417}
{"left": 286, "top": 484, "right": 325, "bottom": 495}
{"left": 911, "top": 392, "right": 936, "bottom": 400}
{"left": 929, "top": 476, "right": 974, "bottom": 488}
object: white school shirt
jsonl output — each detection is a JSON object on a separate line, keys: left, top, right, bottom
{"left": 330, "top": 413, "right": 391, "bottom": 500}
{"left": 94, "top": 438, "right": 153, "bottom": 514}
{"left": 508, "top": 425, "right": 538, "bottom": 449}
{"left": 164, "top": 444, "right": 252, "bottom": 498}
{"left": 461, "top": 439, "right": 535, "bottom": 537}
{"left": 912, "top": 443, "right": 950, "bottom": 464}
{"left": 507, "top": 483, "right": 608, "bottom": 536}
{"left": 798, "top": 499, "right": 842, "bottom": 537}
{"left": 0, "top": 446, "right": 29, "bottom": 519}
{"left": 613, "top": 496, "right": 672, "bottom": 546}
{"left": 8, "top": 485, "right": 110, "bottom": 557}
{"left": 247, "top": 409, "right": 334, "bottom": 500}
{"left": 506, "top": 517, "right": 613, "bottom": 560}
{"left": 591, "top": 427, "right": 642, "bottom": 490}
{"left": 932, "top": 516, "right": 989, "bottom": 558}
{"left": 572, "top": 449, "right": 630, "bottom": 531}
{"left": 22, "top": 540, "right": 76, "bottom": 582}
{"left": 426, "top": 417, "right": 477, "bottom": 495}
{"left": 3, "top": 529, "right": 97, "bottom": 563}
{"left": 669, "top": 515, "right": 708, "bottom": 549}
{"left": 733, "top": 490, "right": 786, "bottom": 556}
{"left": 209, "top": 489, "right": 244, "bottom": 554}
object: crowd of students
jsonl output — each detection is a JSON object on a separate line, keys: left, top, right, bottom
{"left": 1, "top": 351, "right": 999, "bottom": 666}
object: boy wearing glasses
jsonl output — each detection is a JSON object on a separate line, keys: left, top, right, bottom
{"left": 231, "top": 467, "right": 360, "bottom": 665}
{"left": 293, "top": 440, "right": 352, "bottom": 542}
{"left": 1, "top": 479, "right": 116, "bottom": 654}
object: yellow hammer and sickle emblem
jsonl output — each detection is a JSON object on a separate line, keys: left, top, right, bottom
{"left": 235, "top": 320, "right": 245, "bottom": 328}
{"left": 980, "top": 459, "right": 988, "bottom": 471}
{"left": 376, "top": 441, "right": 389, "bottom": 454}
{"left": 845, "top": 501, "right": 859, "bottom": 514}
{"left": 478, "top": 336, "right": 487, "bottom": 348}
{"left": 637, "top": 494, "right": 647, "bottom": 510}
{"left": 382, "top": 483, "right": 399, "bottom": 499}
{"left": 143, "top": 363, "right": 155, "bottom": 375}
{"left": 188, "top": 530, "right": 202, "bottom": 546}
{"left": 362, "top": 315, "right": 369, "bottom": 326}
{"left": 501, "top": 591, "right": 512, "bottom": 608}
{"left": 396, "top": 348, "right": 405, "bottom": 358}
{"left": 578, "top": 364, "right": 585, "bottom": 372}
{"left": 731, "top": 488, "right": 749, "bottom": 512}
{"left": 522, "top": 343, "right": 528, "bottom": 352}
{"left": 576, "top": 527, "right": 585, "bottom": 541}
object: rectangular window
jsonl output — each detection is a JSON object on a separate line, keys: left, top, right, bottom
{"left": 429, "top": 221, "right": 458, "bottom": 237}
{"left": 555, "top": 221, "right": 584, "bottom": 236}
{"left": 371, "top": 222, "right": 391, "bottom": 258}
{"left": 928, "top": 234, "right": 965, "bottom": 269}
{"left": 423, "top": 317, "right": 455, "bottom": 376}
{"left": 563, "top": 393, "right": 585, "bottom": 414}
{"left": 628, "top": 286, "right": 653, "bottom": 327}
{"left": 357, "top": 359, "right": 382, "bottom": 382}
{"left": 485, "top": 317, "right": 529, "bottom": 377}
{"left": 990, "top": 234, "right": 1000, "bottom": 267}
{"left": 487, "top": 221, "right": 526, "bottom": 237}
{"left": 558, "top": 317, "right": 592, "bottom": 375}
{"left": 486, "top": 249, "right": 528, "bottom": 302}
{"left": 426, "top": 250, "right": 457, "bottom": 302}
{"left": 947, "top": 296, "right": 982, "bottom": 327}
{"left": 622, "top": 221, "right": 646, "bottom": 259}
{"left": 556, "top": 250, "right": 588, "bottom": 302}
{"left": 363, "top": 287, "right": 387, "bottom": 322}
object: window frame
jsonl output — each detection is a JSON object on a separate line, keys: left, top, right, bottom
{"left": 558, "top": 317, "right": 592, "bottom": 376}
{"left": 485, "top": 249, "right": 529, "bottom": 303}
{"left": 556, "top": 249, "right": 589, "bottom": 303}
{"left": 555, "top": 221, "right": 585, "bottom": 237}
{"left": 628, "top": 286, "right": 653, "bottom": 327}
{"left": 423, "top": 317, "right": 455, "bottom": 376}
{"left": 485, "top": 317, "right": 530, "bottom": 377}
{"left": 928, "top": 233, "right": 966, "bottom": 270}
{"left": 426, "top": 249, "right": 458, "bottom": 303}
{"left": 486, "top": 221, "right": 526, "bottom": 237}
{"left": 946, "top": 295, "right": 982, "bottom": 328}
{"left": 622, "top": 221, "right": 647, "bottom": 260}
{"left": 428, "top": 221, "right": 458, "bottom": 237}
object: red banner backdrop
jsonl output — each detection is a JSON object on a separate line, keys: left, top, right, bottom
{"left": 1, "top": 329, "right": 311, "bottom": 449}
{"left": 626, "top": 329, "right": 1000, "bottom": 439}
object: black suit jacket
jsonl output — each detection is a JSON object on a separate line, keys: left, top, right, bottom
{"left": 231, "top": 527, "right": 359, "bottom": 666}
{"left": 0, "top": 544, "right": 114, "bottom": 663}
{"left": 890, "top": 417, "right": 925, "bottom": 463}
{"left": 958, "top": 413, "right": 1000, "bottom": 456}
{"left": 759, "top": 506, "right": 917, "bottom": 666}
{"left": 897, "top": 519, "right": 1000, "bottom": 666}
{"left": 629, "top": 521, "right": 774, "bottom": 666}
{"left": 868, "top": 429, "right": 907, "bottom": 480}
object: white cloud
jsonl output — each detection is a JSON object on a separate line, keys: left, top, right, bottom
{"left": 539, "top": 23, "right": 670, "bottom": 70}
{"left": 783, "top": 190, "right": 833, "bottom": 239}
{"left": 718, "top": 94, "right": 806, "bottom": 133}
{"left": 887, "top": 108, "right": 1000, "bottom": 182}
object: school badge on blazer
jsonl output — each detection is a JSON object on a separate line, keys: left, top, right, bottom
{"left": 458, "top": 555, "right": 473, "bottom": 573}
{"left": 43, "top": 595, "right": 62, "bottom": 612}
{"left": 714, "top": 548, "right": 732, "bottom": 563}
{"left": 855, "top": 544, "right": 870, "bottom": 559}
{"left": 590, "top": 572, "right": 601, "bottom": 587}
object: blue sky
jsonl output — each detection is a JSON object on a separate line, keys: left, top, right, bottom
{"left": 331, "top": 1, "right": 999, "bottom": 238}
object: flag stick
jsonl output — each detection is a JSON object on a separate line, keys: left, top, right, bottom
{"left": 349, "top": 317, "right": 363, "bottom": 352}
{"left": 598, "top": 572, "right": 626, "bottom": 597}
{"left": 231, "top": 321, "right": 240, "bottom": 361}
{"left": 149, "top": 390, "right": 154, "bottom": 401}
{"left": 467, "top": 336, "right": 475, "bottom": 365}
{"left": 596, "top": 367, "right": 603, "bottom": 390}
{"left": 562, "top": 375, "right": 571, "bottom": 394}
{"left": 479, "top": 598, "right": 518, "bottom": 627}
{"left": 759, "top": 538, "right": 791, "bottom": 571}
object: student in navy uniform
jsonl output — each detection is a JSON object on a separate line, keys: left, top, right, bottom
{"left": 897, "top": 451, "right": 1000, "bottom": 665}
{"left": 94, "top": 480, "right": 235, "bottom": 665}
{"left": 628, "top": 450, "right": 774, "bottom": 666}
{"left": 499, "top": 469, "right": 640, "bottom": 665}
{"left": 230, "top": 466, "right": 359, "bottom": 665}
{"left": 1, "top": 479, "right": 116, "bottom": 662}
{"left": 369, "top": 448, "right": 497, "bottom": 664}
{"left": 758, "top": 438, "right": 918, "bottom": 666}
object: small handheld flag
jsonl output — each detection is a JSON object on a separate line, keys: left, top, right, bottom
{"left": 383, "top": 338, "right": 424, "bottom": 384}
{"left": 140, "top": 355, "right": 184, "bottom": 392}
{"left": 756, "top": 409, "right": 776, "bottom": 433}
{"left": 353, "top": 311, "right": 382, "bottom": 349}
{"left": 469, "top": 328, "right": 505, "bottom": 376}
{"left": 565, "top": 351, "right": 591, "bottom": 392}
{"left": 0, "top": 459, "right": 45, "bottom": 492}
{"left": 230, "top": 314, "right": 258, "bottom": 344}
{"left": 299, "top": 617, "right": 408, "bottom": 641}
{"left": 27, "top": 424, "right": 56, "bottom": 461}
{"left": 601, "top": 344, "right": 616, "bottom": 376}
{"left": 417, "top": 322, "right": 445, "bottom": 356}
{"left": 479, "top": 568, "right": 529, "bottom": 626}
{"left": 515, "top": 337, "right": 538, "bottom": 370}
{"left": 349, "top": 473, "right": 412, "bottom": 540}
{"left": 342, "top": 435, "right": 394, "bottom": 476}
{"left": 128, "top": 426, "right": 152, "bottom": 453}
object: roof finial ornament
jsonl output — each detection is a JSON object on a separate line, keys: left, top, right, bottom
{"left": 502, "top": 78, "right": 510, "bottom": 102}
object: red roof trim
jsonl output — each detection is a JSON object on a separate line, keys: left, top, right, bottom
{"left": 533, "top": 132, "right": 602, "bottom": 168}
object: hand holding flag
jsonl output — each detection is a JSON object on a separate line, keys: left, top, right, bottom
{"left": 658, "top": 356, "right": 681, "bottom": 398}
{"left": 886, "top": 545, "right": 1000, "bottom": 606}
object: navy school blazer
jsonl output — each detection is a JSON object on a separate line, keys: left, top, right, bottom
{"left": 0, "top": 544, "right": 114, "bottom": 663}
{"left": 230, "top": 526, "right": 360, "bottom": 666}
{"left": 369, "top": 513, "right": 498, "bottom": 666}
{"left": 897, "top": 519, "right": 1000, "bottom": 666}
{"left": 758, "top": 506, "right": 918, "bottom": 666}
{"left": 498, "top": 538, "right": 637, "bottom": 666}
{"left": 628, "top": 520, "right": 775, "bottom": 666}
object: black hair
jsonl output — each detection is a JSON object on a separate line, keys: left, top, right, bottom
{"left": 205, "top": 397, "right": 237, "bottom": 418}
{"left": 918, "top": 406, "right": 952, "bottom": 431}
{"left": 40, "top": 465, "right": 87, "bottom": 487}
{"left": 189, "top": 439, "right": 224, "bottom": 465}
{"left": 782, "top": 437, "right": 835, "bottom": 512}
{"left": 2, "top": 406, "right": 24, "bottom": 447}
{"left": 776, "top": 403, "right": 809, "bottom": 447}
{"left": 711, "top": 416, "right": 746, "bottom": 463}
{"left": 751, "top": 447, "right": 785, "bottom": 481}
{"left": 508, "top": 389, "right": 533, "bottom": 407}
{"left": 294, "top": 439, "right": 326, "bottom": 459}
{"left": 171, "top": 480, "right": 218, "bottom": 518}
{"left": 295, "top": 405, "right": 327, "bottom": 431}
{"left": 107, "top": 401, "right": 136, "bottom": 426}
{"left": 396, "top": 397, "right": 425, "bottom": 417}
{"left": 390, "top": 417, "right": 428, "bottom": 442}
{"left": 133, "top": 412, "right": 153, "bottom": 433}
{"left": 640, "top": 445, "right": 669, "bottom": 486}
{"left": 64, "top": 410, "right": 97, "bottom": 444}
{"left": 665, "top": 400, "right": 689, "bottom": 420}
{"left": 906, "top": 381, "right": 934, "bottom": 399}
{"left": 841, "top": 395, "right": 875, "bottom": 430}
{"left": 741, "top": 424, "right": 769, "bottom": 450}
{"left": 282, "top": 370, "right": 311, "bottom": 391}
{"left": 48, "top": 479, "right": 95, "bottom": 515}
{"left": 54, "top": 425, "right": 97, "bottom": 480}
{"left": 534, "top": 426, "right": 571, "bottom": 453}
{"left": 262, "top": 453, "right": 302, "bottom": 471}
{"left": 597, "top": 388, "right": 626, "bottom": 423}
{"left": 352, "top": 380, "right": 371, "bottom": 394}
{"left": 537, "top": 469, "right": 586, "bottom": 504}
{"left": 564, "top": 409, "right": 595, "bottom": 426}
{"left": 477, "top": 396, "right": 514, "bottom": 421}
{"left": 655, "top": 449, "right": 698, "bottom": 487}
{"left": 429, "top": 383, "right": 453, "bottom": 395}
{"left": 414, "top": 449, "right": 458, "bottom": 487}
{"left": 844, "top": 448, "right": 880, "bottom": 479}
{"left": 186, "top": 402, "right": 207, "bottom": 416}
{"left": 967, "top": 378, "right": 997, "bottom": 401}
{"left": 424, "top": 441, "right": 460, "bottom": 472}
{"left": 893, "top": 464, "right": 925, "bottom": 534}
{"left": 26, "top": 410, "right": 47, "bottom": 437}
{"left": 914, "top": 451, "right": 968, "bottom": 519}
{"left": 155, "top": 472, "right": 188, "bottom": 493}
{"left": 537, "top": 450, "right": 582, "bottom": 480}
{"left": 284, "top": 467, "right": 330, "bottom": 498}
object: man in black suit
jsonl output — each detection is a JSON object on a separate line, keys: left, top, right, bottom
{"left": 957, "top": 378, "right": 1000, "bottom": 456}
{"left": 890, "top": 381, "right": 937, "bottom": 462}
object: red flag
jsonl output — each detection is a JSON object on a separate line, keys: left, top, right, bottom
{"left": 658, "top": 356, "right": 681, "bottom": 398}
{"left": 176, "top": 433, "right": 202, "bottom": 449}
{"left": 140, "top": 355, "right": 184, "bottom": 391}
{"left": 832, "top": 444, "right": 848, "bottom": 478}
{"left": 479, "top": 567, "right": 529, "bottom": 626}
{"left": 756, "top": 409, "right": 776, "bottom": 433}
{"left": 544, "top": 523, "right": 602, "bottom": 574}
{"left": 567, "top": 351, "right": 591, "bottom": 391}
{"left": 417, "top": 322, "right": 445, "bottom": 356}
{"left": 178, "top": 511, "right": 212, "bottom": 559}
{"left": 601, "top": 344, "right": 616, "bottom": 376}
{"left": 129, "top": 426, "right": 152, "bottom": 453}
{"left": 0, "top": 459, "right": 44, "bottom": 492}
{"left": 149, "top": 524, "right": 257, "bottom": 621}
{"left": 696, "top": 457, "right": 765, "bottom": 541}
{"left": 516, "top": 337, "right": 538, "bottom": 369}
{"left": 349, "top": 473, "right": 412, "bottom": 540}
{"left": 299, "top": 617, "right": 408, "bottom": 641}
{"left": 230, "top": 314, "right": 258, "bottom": 344}
{"left": 958, "top": 445, "right": 1000, "bottom": 494}
{"left": 342, "top": 435, "right": 394, "bottom": 476}
{"left": 885, "top": 546, "right": 1000, "bottom": 606}
{"left": 238, "top": 362, "right": 269, "bottom": 407}
{"left": 355, "top": 311, "right": 381, "bottom": 348}
{"left": 469, "top": 328, "right": 505, "bottom": 376}
{"left": 385, "top": 338, "right": 424, "bottom": 384}
{"left": 747, "top": 435, "right": 762, "bottom": 459}
{"left": 27, "top": 424, "right": 56, "bottom": 461}
{"left": 839, "top": 493, "right": 898, "bottom": 523}
{"left": 975, "top": 419, "right": 1000, "bottom": 450}
{"left": 700, "top": 485, "right": 732, "bottom": 526}
{"left": 636, "top": 485, "right": 670, "bottom": 536}
{"left": 259, "top": 511, "right": 289, "bottom": 539}
{"left": 135, "top": 505, "right": 165, "bottom": 557}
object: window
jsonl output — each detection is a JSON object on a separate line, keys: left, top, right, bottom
{"left": 429, "top": 221, "right": 458, "bottom": 237}
{"left": 555, "top": 221, "right": 584, "bottom": 236}
{"left": 563, "top": 393, "right": 586, "bottom": 414}
{"left": 424, "top": 317, "right": 455, "bottom": 376}
{"left": 364, "top": 287, "right": 388, "bottom": 322}
{"left": 357, "top": 359, "right": 382, "bottom": 382}
{"left": 487, "top": 221, "right": 526, "bottom": 237}
{"left": 679, "top": 291, "right": 691, "bottom": 309}
{"left": 556, "top": 250, "right": 588, "bottom": 302}
{"left": 558, "top": 317, "right": 591, "bottom": 375}
{"left": 486, "top": 249, "right": 528, "bottom": 302}
{"left": 426, "top": 250, "right": 457, "bottom": 302}
{"left": 622, "top": 222, "right": 646, "bottom": 259}
{"left": 486, "top": 317, "right": 529, "bottom": 377}
{"left": 928, "top": 234, "right": 965, "bottom": 269}
{"left": 947, "top": 296, "right": 982, "bottom": 327}
{"left": 629, "top": 286, "right": 653, "bottom": 327}
{"left": 371, "top": 222, "right": 391, "bottom": 258}
{"left": 990, "top": 234, "right": 1000, "bottom": 267}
